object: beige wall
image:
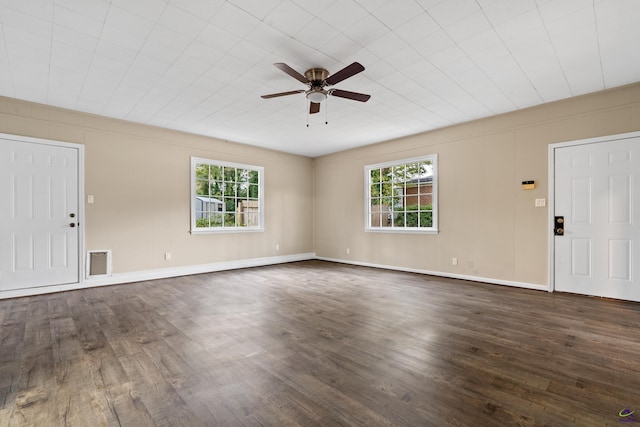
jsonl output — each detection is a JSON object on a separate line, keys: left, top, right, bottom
{"left": 0, "top": 97, "right": 314, "bottom": 274}
{"left": 313, "top": 83, "right": 640, "bottom": 286}
{"left": 2, "top": 82, "right": 640, "bottom": 285}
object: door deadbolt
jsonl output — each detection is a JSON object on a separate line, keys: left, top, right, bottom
{"left": 70, "top": 223, "right": 76, "bottom": 228}
{"left": 554, "top": 216, "right": 564, "bottom": 236}
{"left": 70, "top": 213, "right": 75, "bottom": 218}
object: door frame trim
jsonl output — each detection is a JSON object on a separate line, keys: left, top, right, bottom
{"left": 0, "top": 132, "right": 85, "bottom": 289}
{"left": 547, "top": 130, "right": 640, "bottom": 293}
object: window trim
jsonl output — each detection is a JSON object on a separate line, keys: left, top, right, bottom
{"left": 364, "top": 154, "right": 438, "bottom": 234}
{"left": 190, "top": 157, "right": 264, "bottom": 234}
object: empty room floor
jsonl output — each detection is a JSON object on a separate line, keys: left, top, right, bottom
{"left": 1, "top": 260, "right": 639, "bottom": 426}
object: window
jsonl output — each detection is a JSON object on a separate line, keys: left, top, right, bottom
{"left": 365, "top": 155, "right": 437, "bottom": 233}
{"left": 191, "top": 158, "right": 263, "bottom": 233}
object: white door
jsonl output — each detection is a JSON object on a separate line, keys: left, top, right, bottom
{"left": 0, "top": 137, "right": 80, "bottom": 291}
{"left": 554, "top": 136, "right": 640, "bottom": 301}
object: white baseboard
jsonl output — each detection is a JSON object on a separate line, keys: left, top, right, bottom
{"left": 84, "top": 252, "right": 316, "bottom": 287}
{"left": 0, "top": 253, "right": 548, "bottom": 300}
{"left": 315, "top": 256, "right": 550, "bottom": 292}
{"left": 0, "top": 253, "right": 315, "bottom": 300}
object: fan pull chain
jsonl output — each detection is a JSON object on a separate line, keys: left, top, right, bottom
{"left": 306, "top": 102, "right": 310, "bottom": 127}
{"left": 325, "top": 98, "right": 328, "bottom": 125}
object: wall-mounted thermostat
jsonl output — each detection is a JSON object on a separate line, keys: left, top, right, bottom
{"left": 521, "top": 180, "right": 535, "bottom": 190}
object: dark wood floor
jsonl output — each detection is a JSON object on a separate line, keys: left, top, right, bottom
{"left": 1, "top": 260, "right": 639, "bottom": 426}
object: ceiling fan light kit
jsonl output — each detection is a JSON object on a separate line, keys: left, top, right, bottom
{"left": 306, "top": 88, "right": 327, "bottom": 103}
{"left": 261, "top": 62, "right": 371, "bottom": 116}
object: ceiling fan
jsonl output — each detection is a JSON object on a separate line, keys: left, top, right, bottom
{"left": 261, "top": 62, "right": 371, "bottom": 114}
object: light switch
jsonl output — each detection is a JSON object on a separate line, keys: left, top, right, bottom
{"left": 535, "top": 198, "right": 546, "bottom": 207}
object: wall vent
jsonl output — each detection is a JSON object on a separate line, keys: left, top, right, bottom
{"left": 87, "top": 250, "right": 112, "bottom": 277}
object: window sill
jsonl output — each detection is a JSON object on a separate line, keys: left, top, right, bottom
{"left": 191, "top": 227, "right": 264, "bottom": 234}
{"left": 365, "top": 227, "right": 438, "bottom": 234}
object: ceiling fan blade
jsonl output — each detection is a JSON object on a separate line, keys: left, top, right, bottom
{"left": 261, "top": 90, "right": 305, "bottom": 99}
{"left": 274, "top": 63, "right": 309, "bottom": 84}
{"left": 309, "top": 102, "right": 320, "bottom": 114}
{"left": 325, "top": 62, "right": 365, "bottom": 86}
{"left": 330, "top": 89, "right": 371, "bottom": 102}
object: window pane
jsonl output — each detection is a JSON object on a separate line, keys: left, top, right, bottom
{"left": 195, "top": 212, "right": 209, "bottom": 228}
{"left": 391, "top": 165, "right": 401, "bottom": 181}
{"left": 224, "top": 213, "right": 235, "bottom": 226}
{"left": 389, "top": 213, "right": 398, "bottom": 228}
{"left": 224, "top": 198, "right": 236, "bottom": 213}
{"left": 418, "top": 209, "right": 433, "bottom": 227}
{"left": 370, "top": 168, "right": 381, "bottom": 183}
{"left": 240, "top": 199, "right": 260, "bottom": 226}
{"left": 408, "top": 210, "right": 421, "bottom": 227}
{"left": 211, "top": 213, "right": 224, "bottom": 227}
{"left": 407, "top": 163, "right": 421, "bottom": 180}
{"left": 393, "top": 195, "right": 403, "bottom": 209}
{"left": 196, "top": 179, "right": 209, "bottom": 196}
{"left": 381, "top": 167, "right": 392, "bottom": 182}
{"left": 249, "top": 183, "right": 259, "bottom": 198}
{"left": 422, "top": 160, "right": 432, "bottom": 174}
{"left": 370, "top": 203, "right": 389, "bottom": 227}
{"left": 418, "top": 180, "right": 431, "bottom": 194}
{"left": 370, "top": 200, "right": 381, "bottom": 228}
{"left": 393, "top": 185, "right": 404, "bottom": 201}
{"left": 370, "top": 184, "right": 380, "bottom": 198}
{"left": 211, "top": 181, "right": 223, "bottom": 198}
{"left": 210, "top": 165, "right": 223, "bottom": 181}
{"left": 406, "top": 185, "right": 418, "bottom": 206}
{"left": 195, "top": 164, "right": 209, "bottom": 179}
{"left": 369, "top": 212, "right": 379, "bottom": 227}
{"left": 419, "top": 194, "right": 433, "bottom": 208}
{"left": 237, "top": 182, "right": 248, "bottom": 198}
{"left": 381, "top": 182, "right": 392, "bottom": 198}
{"left": 237, "top": 168, "right": 249, "bottom": 182}
{"left": 224, "top": 167, "right": 236, "bottom": 182}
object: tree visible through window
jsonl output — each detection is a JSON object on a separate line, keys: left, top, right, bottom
{"left": 365, "top": 155, "right": 437, "bottom": 232}
{"left": 191, "top": 158, "right": 263, "bottom": 232}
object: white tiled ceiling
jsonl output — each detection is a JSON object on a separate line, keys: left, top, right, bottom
{"left": 0, "top": 0, "right": 637, "bottom": 157}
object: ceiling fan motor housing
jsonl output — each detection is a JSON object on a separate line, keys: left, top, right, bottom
{"left": 304, "top": 68, "right": 329, "bottom": 83}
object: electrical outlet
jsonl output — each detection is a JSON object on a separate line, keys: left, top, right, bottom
{"left": 276, "top": 244, "right": 279, "bottom": 251}
{"left": 87, "top": 195, "right": 94, "bottom": 204}
{"left": 165, "top": 252, "right": 171, "bottom": 261}
{"left": 346, "top": 248, "right": 350, "bottom": 254}
{"left": 452, "top": 257, "right": 458, "bottom": 266}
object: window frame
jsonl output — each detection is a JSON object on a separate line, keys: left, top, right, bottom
{"left": 364, "top": 154, "right": 438, "bottom": 234}
{"left": 190, "top": 157, "right": 264, "bottom": 234}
